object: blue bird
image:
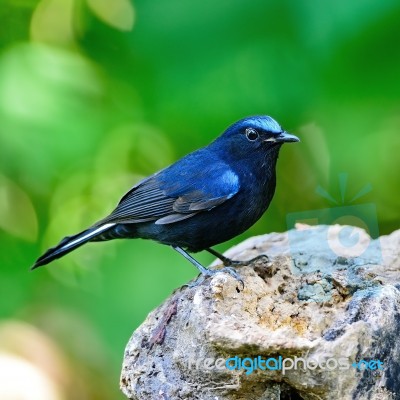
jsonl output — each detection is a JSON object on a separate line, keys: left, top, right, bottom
{"left": 32, "top": 116, "right": 299, "bottom": 283}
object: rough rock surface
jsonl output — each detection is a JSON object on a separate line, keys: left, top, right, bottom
{"left": 120, "top": 225, "right": 400, "bottom": 400}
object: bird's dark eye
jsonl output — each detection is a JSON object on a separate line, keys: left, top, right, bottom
{"left": 245, "top": 128, "right": 259, "bottom": 141}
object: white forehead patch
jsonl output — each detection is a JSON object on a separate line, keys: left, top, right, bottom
{"left": 247, "top": 116, "right": 282, "bottom": 134}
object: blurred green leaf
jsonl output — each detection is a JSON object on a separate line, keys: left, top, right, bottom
{"left": 87, "top": 0, "right": 135, "bottom": 31}
{"left": 30, "top": 0, "right": 76, "bottom": 46}
{"left": 0, "top": 174, "right": 38, "bottom": 241}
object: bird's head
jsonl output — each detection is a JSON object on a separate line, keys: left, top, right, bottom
{"left": 215, "top": 115, "right": 299, "bottom": 161}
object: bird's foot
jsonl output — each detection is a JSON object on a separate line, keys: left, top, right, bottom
{"left": 173, "top": 246, "right": 245, "bottom": 289}
{"left": 206, "top": 247, "right": 268, "bottom": 268}
{"left": 209, "top": 266, "right": 244, "bottom": 289}
{"left": 222, "top": 254, "right": 269, "bottom": 267}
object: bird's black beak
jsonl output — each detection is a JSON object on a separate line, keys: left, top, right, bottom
{"left": 263, "top": 131, "right": 300, "bottom": 144}
{"left": 275, "top": 131, "right": 300, "bottom": 143}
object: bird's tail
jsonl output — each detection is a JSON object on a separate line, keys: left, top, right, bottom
{"left": 31, "top": 223, "right": 115, "bottom": 270}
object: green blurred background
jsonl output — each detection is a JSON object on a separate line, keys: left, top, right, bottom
{"left": 0, "top": 0, "right": 399, "bottom": 398}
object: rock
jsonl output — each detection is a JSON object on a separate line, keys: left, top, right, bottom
{"left": 120, "top": 225, "right": 400, "bottom": 400}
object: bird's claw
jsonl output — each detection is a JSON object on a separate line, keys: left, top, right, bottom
{"left": 184, "top": 275, "right": 206, "bottom": 288}
{"left": 222, "top": 254, "right": 269, "bottom": 267}
{"left": 216, "top": 266, "right": 245, "bottom": 290}
{"left": 248, "top": 254, "right": 269, "bottom": 265}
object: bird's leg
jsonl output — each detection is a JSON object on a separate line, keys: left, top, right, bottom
{"left": 173, "top": 246, "right": 209, "bottom": 274}
{"left": 172, "top": 246, "right": 244, "bottom": 288}
{"left": 206, "top": 247, "right": 269, "bottom": 267}
{"left": 206, "top": 247, "right": 236, "bottom": 266}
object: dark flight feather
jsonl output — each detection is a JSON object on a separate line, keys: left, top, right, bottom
{"left": 99, "top": 157, "right": 240, "bottom": 225}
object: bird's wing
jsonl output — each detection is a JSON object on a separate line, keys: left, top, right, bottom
{"left": 100, "top": 156, "right": 240, "bottom": 225}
